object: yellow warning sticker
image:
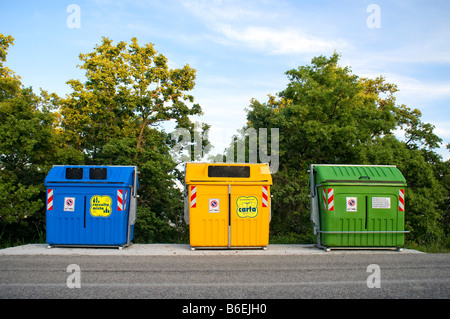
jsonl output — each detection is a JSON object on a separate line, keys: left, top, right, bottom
{"left": 90, "top": 195, "right": 112, "bottom": 217}
{"left": 236, "top": 196, "right": 258, "bottom": 218}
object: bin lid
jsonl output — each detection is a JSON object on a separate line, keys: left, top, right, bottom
{"left": 45, "top": 165, "right": 138, "bottom": 188}
{"left": 313, "top": 164, "right": 406, "bottom": 186}
{"left": 185, "top": 163, "right": 272, "bottom": 185}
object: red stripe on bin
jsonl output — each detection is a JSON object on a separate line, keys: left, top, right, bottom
{"left": 190, "top": 186, "right": 197, "bottom": 208}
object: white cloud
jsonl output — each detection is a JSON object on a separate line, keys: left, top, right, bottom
{"left": 381, "top": 74, "right": 450, "bottom": 109}
{"left": 217, "top": 25, "right": 340, "bottom": 55}
{"left": 180, "top": 0, "right": 343, "bottom": 55}
{"left": 347, "top": 67, "right": 450, "bottom": 105}
{"left": 396, "top": 81, "right": 450, "bottom": 102}
{"left": 180, "top": 0, "right": 261, "bottom": 21}
{"left": 434, "top": 122, "right": 450, "bottom": 140}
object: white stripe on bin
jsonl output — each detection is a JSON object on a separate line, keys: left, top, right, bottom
{"left": 117, "top": 190, "right": 123, "bottom": 211}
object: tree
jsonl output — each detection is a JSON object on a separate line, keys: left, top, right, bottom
{"left": 60, "top": 37, "right": 205, "bottom": 242}
{"left": 244, "top": 52, "right": 447, "bottom": 246}
{"left": 0, "top": 34, "right": 64, "bottom": 244}
{"left": 61, "top": 37, "right": 201, "bottom": 159}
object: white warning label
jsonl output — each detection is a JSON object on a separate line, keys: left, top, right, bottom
{"left": 346, "top": 197, "right": 357, "bottom": 212}
{"left": 64, "top": 197, "right": 75, "bottom": 212}
{"left": 209, "top": 199, "right": 220, "bottom": 213}
{"left": 372, "top": 197, "right": 391, "bottom": 209}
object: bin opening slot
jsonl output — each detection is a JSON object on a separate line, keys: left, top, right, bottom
{"left": 208, "top": 166, "right": 250, "bottom": 178}
{"left": 66, "top": 168, "right": 83, "bottom": 180}
{"left": 89, "top": 168, "right": 107, "bottom": 180}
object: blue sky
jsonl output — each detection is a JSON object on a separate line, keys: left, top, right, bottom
{"left": 1, "top": 0, "right": 449, "bottom": 160}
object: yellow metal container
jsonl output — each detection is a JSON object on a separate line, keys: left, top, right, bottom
{"left": 184, "top": 163, "right": 272, "bottom": 249}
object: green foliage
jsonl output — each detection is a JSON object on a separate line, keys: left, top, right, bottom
{"left": 245, "top": 52, "right": 448, "bottom": 248}
{"left": 0, "top": 35, "right": 204, "bottom": 245}
{"left": 134, "top": 206, "right": 188, "bottom": 244}
{"left": 0, "top": 34, "right": 60, "bottom": 227}
{"left": 60, "top": 37, "right": 202, "bottom": 158}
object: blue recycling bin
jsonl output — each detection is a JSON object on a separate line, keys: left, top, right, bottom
{"left": 45, "top": 166, "right": 139, "bottom": 247}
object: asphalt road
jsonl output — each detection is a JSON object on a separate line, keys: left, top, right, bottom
{"left": 0, "top": 253, "right": 449, "bottom": 300}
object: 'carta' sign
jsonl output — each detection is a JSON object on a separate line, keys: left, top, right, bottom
{"left": 236, "top": 196, "right": 258, "bottom": 218}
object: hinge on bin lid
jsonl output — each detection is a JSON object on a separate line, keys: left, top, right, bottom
{"left": 128, "top": 167, "right": 138, "bottom": 226}
{"left": 309, "top": 164, "right": 321, "bottom": 236}
{"left": 133, "top": 167, "right": 139, "bottom": 198}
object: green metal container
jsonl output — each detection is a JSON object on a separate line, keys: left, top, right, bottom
{"left": 309, "top": 164, "right": 408, "bottom": 249}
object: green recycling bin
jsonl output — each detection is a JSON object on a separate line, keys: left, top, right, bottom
{"left": 309, "top": 164, "right": 408, "bottom": 249}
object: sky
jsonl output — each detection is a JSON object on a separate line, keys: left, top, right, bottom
{"left": 1, "top": 0, "right": 449, "bottom": 160}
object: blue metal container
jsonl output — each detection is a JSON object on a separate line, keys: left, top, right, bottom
{"left": 45, "top": 166, "right": 139, "bottom": 248}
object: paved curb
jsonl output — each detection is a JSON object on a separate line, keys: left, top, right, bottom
{"left": 0, "top": 244, "right": 424, "bottom": 256}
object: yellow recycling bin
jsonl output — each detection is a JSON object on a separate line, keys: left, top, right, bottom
{"left": 184, "top": 163, "right": 272, "bottom": 249}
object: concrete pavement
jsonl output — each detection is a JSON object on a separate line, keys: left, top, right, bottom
{"left": 0, "top": 243, "right": 424, "bottom": 256}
